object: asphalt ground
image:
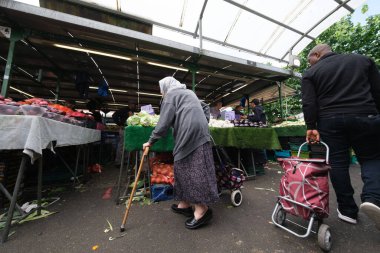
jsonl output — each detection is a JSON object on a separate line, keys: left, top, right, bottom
{"left": 1, "top": 162, "right": 379, "bottom": 253}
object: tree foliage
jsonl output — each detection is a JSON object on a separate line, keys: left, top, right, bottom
{"left": 264, "top": 9, "right": 380, "bottom": 122}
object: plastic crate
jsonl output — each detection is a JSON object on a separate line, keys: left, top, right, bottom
{"left": 291, "top": 151, "right": 310, "bottom": 159}
{"left": 351, "top": 155, "right": 359, "bottom": 164}
{"left": 274, "top": 150, "right": 291, "bottom": 158}
{"left": 151, "top": 184, "right": 173, "bottom": 202}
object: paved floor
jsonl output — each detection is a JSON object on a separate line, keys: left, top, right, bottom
{"left": 1, "top": 162, "right": 379, "bottom": 253}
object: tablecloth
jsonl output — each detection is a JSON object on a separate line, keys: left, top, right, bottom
{"left": 274, "top": 125, "right": 306, "bottom": 137}
{"left": 124, "top": 126, "right": 174, "bottom": 152}
{"left": 0, "top": 115, "right": 101, "bottom": 162}
{"left": 124, "top": 126, "right": 281, "bottom": 151}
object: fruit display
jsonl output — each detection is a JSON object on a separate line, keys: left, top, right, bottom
{"left": 0, "top": 104, "right": 22, "bottom": 115}
{"left": 149, "top": 155, "right": 174, "bottom": 185}
{"left": 0, "top": 96, "right": 95, "bottom": 128}
{"left": 20, "top": 105, "right": 47, "bottom": 116}
{"left": 0, "top": 97, "right": 22, "bottom": 115}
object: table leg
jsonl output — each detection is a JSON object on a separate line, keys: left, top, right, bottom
{"left": 37, "top": 157, "right": 43, "bottom": 215}
{"left": 56, "top": 151, "right": 80, "bottom": 184}
{"left": 250, "top": 150, "right": 257, "bottom": 179}
{"left": 115, "top": 142, "right": 127, "bottom": 204}
{"left": 1, "top": 155, "right": 27, "bottom": 243}
{"left": 0, "top": 183, "right": 24, "bottom": 215}
{"left": 74, "top": 146, "right": 81, "bottom": 185}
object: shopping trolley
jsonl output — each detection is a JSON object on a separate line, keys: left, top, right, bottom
{"left": 271, "top": 141, "right": 332, "bottom": 252}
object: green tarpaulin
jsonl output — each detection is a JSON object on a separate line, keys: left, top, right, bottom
{"left": 124, "top": 126, "right": 174, "bottom": 152}
{"left": 209, "top": 127, "right": 281, "bottom": 149}
{"left": 124, "top": 126, "right": 281, "bottom": 152}
{"left": 274, "top": 125, "right": 306, "bottom": 137}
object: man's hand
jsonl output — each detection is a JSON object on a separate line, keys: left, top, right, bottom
{"left": 306, "top": 129, "right": 320, "bottom": 144}
{"left": 142, "top": 142, "right": 152, "bottom": 151}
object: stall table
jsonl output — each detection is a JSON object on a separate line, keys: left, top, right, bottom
{"left": 0, "top": 115, "right": 100, "bottom": 243}
{"left": 115, "top": 126, "right": 281, "bottom": 202}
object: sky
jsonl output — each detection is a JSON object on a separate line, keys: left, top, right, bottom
{"left": 351, "top": 0, "right": 380, "bottom": 24}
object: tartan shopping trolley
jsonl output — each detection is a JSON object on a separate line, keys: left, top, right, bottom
{"left": 213, "top": 145, "right": 245, "bottom": 207}
{"left": 271, "top": 141, "right": 332, "bottom": 252}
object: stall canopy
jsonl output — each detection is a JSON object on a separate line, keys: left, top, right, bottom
{"left": 0, "top": 0, "right": 364, "bottom": 110}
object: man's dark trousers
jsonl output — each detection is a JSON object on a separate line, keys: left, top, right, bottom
{"left": 318, "top": 114, "right": 380, "bottom": 218}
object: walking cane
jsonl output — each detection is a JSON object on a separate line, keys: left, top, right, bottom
{"left": 120, "top": 147, "right": 149, "bottom": 232}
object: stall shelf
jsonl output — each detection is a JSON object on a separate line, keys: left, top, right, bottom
{"left": 0, "top": 115, "right": 100, "bottom": 243}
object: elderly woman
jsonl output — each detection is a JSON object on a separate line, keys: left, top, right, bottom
{"left": 143, "top": 76, "right": 219, "bottom": 229}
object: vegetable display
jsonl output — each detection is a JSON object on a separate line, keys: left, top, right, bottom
{"left": 127, "top": 111, "right": 160, "bottom": 127}
{"left": 272, "top": 120, "right": 305, "bottom": 127}
{"left": 208, "top": 119, "right": 234, "bottom": 128}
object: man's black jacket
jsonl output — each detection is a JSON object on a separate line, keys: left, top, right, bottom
{"left": 301, "top": 52, "right": 380, "bottom": 129}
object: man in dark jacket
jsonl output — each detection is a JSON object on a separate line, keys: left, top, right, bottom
{"left": 249, "top": 98, "right": 267, "bottom": 124}
{"left": 301, "top": 44, "right": 380, "bottom": 229}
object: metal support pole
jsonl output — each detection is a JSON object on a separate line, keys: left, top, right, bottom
{"left": 1, "top": 155, "right": 28, "bottom": 243}
{"left": 1, "top": 42, "right": 15, "bottom": 97}
{"left": 278, "top": 82, "right": 283, "bottom": 119}
{"left": 1, "top": 28, "right": 25, "bottom": 97}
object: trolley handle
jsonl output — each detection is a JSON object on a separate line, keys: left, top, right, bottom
{"left": 297, "top": 141, "right": 329, "bottom": 164}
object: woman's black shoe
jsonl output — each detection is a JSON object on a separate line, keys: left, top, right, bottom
{"left": 171, "top": 204, "right": 194, "bottom": 217}
{"left": 185, "top": 208, "right": 213, "bottom": 229}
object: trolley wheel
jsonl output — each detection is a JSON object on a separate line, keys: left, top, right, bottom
{"left": 231, "top": 189, "right": 243, "bottom": 207}
{"left": 275, "top": 206, "right": 286, "bottom": 226}
{"left": 318, "top": 224, "right": 332, "bottom": 252}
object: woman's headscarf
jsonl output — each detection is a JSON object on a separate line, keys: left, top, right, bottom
{"left": 159, "top": 76, "right": 186, "bottom": 96}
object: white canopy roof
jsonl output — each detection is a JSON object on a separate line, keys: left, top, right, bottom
{"left": 77, "top": 0, "right": 365, "bottom": 67}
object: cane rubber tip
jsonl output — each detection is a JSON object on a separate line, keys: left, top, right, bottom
{"left": 120, "top": 227, "right": 125, "bottom": 232}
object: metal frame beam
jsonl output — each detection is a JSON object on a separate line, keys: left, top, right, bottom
{"left": 282, "top": 0, "right": 352, "bottom": 60}
{"left": 223, "top": 0, "right": 315, "bottom": 40}
{"left": 193, "top": 0, "right": 208, "bottom": 38}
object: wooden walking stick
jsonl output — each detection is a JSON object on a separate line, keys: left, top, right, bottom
{"left": 120, "top": 147, "right": 149, "bottom": 232}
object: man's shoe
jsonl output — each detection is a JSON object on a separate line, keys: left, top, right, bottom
{"left": 337, "top": 208, "right": 357, "bottom": 224}
{"left": 185, "top": 208, "right": 213, "bottom": 229}
{"left": 171, "top": 204, "right": 193, "bottom": 217}
{"left": 360, "top": 202, "right": 380, "bottom": 230}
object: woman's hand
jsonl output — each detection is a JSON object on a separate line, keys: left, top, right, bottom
{"left": 143, "top": 142, "right": 152, "bottom": 151}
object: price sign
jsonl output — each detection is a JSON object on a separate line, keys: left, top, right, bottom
{"left": 222, "top": 111, "right": 235, "bottom": 120}
{"left": 141, "top": 104, "right": 154, "bottom": 114}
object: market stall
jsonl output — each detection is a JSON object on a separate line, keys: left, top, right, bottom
{"left": 0, "top": 115, "right": 100, "bottom": 243}
{"left": 114, "top": 125, "right": 282, "bottom": 202}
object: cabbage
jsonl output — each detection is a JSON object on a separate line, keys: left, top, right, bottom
{"left": 149, "top": 115, "right": 159, "bottom": 126}
{"left": 140, "top": 115, "right": 151, "bottom": 126}
{"left": 127, "top": 115, "right": 141, "bottom": 126}
{"left": 127, "top": 113, "right": 160, "bottom": 127}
